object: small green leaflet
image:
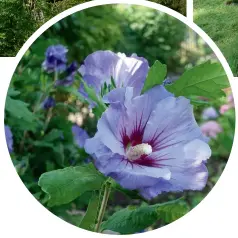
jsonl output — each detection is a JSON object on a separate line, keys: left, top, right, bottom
{"left": 100, "top": 78, "right": 116, "bottom": 97}
{"left": 166, "top": 61, "right": 229, "bottom": 99}
{"left": 33, "top": 141, "right": 54, "bottom": 149}
{"left": 79, "top": 191, "right": 100, "bottom": 231}
{"left": 80, "top": 78, "right": 107, "bottom": 118}
{"left": 43, "top": 129, "right": 63, "bottom": 142}
{"left": 5, "top": 96, "right": 36, "bottom": 123}
{"left": 7, "top": 88, "right": 21, "bottom": 97}
{"left": 142, "top": 60, "right": 167, "bottom": 93}
{"left": 101, "top": 199, "right": 188, "bottom": 234}
{"left": 38, "top": 163, "right": 106, "bottom": 207}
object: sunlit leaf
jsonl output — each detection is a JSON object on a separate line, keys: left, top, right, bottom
{"left": 166, "top": 61, "right": 229, "bottom": 99}
{"left": 101, "top": 199, "right": 188, "bottom": 234}
{"left": 80, "top": 191, "right": 100, "bottom": 231}
{"left": 142, "top": 60, "right": 167, "bottom": 93}
{"left": 38, "top": 163, "right": 106, "bottom": 207}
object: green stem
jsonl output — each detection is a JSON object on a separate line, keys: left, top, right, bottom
{"left": 19, "top": 70, "right": 57, "bottom": 151}
{"left": 42, "top": 70, "right": 58, "bottom": 132}
{"left": 95, "top": 183, "right": 111, "bottom": 233}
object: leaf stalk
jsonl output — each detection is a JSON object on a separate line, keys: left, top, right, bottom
{"left": 95, "top": 181, "right": 111, "bottom": 232}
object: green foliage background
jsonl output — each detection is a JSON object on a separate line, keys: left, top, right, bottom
{"left": 0, "top": 0, "right": 186, "bottom": 56}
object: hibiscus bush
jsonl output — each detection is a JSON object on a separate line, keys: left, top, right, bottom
{"left": 4, "top": 5, "right": 235, "bottom": 234}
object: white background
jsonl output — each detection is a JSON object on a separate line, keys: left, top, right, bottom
{"left": 0, "top": 0, "right": 238, "bottom": 237}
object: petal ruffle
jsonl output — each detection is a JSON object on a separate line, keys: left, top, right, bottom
{"left": 143, "top": 96, "right": 208, "bottom": 149}
{"left": 139, "top": 162, "right": 208, "bottom": 200}
{"left": 78, "top": 51, "right": 149, "bottom": 104}
{"left": 91, "top": 148, "right": 171, "bottom": 190}
{"left": 139, "top": 139, "right": 211, "bottom": 199}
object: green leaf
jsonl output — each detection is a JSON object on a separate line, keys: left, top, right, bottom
{"left": 142, "top": 60, "right": 167, "bottom": 93}
{"left": 7, "top": 88, "right": 20, "bottom": 97}
{"left": 38, "top": 163, "right": 106, "bottom": 207}
{"left": 79, "top": 191, "right": 100, "bottom": 231}
{"left": 53, "top": 143, "right": 65, "bottom": 167}
{"left": 156, "top": 199, "right": 189, "bottom": 223}
{"left": 217, "top": 134, "right": 233, "bottom": 153}
{"left": 189, "top": 99, "right": 210, "bottom": 106}
{"left": 5, "top": 96, "right": 36, "bottom": 123}
{"left": 227, "top": 115, "right": 236, "bottom": 130}
{"left": 101, "top": 199, "right": 188, "bottom": 234}
{"left": 100, "top": 78, "right": 116, "bottom": 97}
{"left": 7, "top": 115, "right": 37, "bottom": 132}
{"left": 43, "top": 129, "right": 63, "bottom": 142}
{"left": 33, "top": 141, "right": 54, "bottom": 148}
{"left": 166, "top": 61, "right": 229, "bottom": 99}
{"left": 49, "top": 115, "right": 74, "bottom": 142}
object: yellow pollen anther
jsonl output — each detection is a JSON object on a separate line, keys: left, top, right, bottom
{"left": 126, "top": 143, "right": 152, "bottom": 161}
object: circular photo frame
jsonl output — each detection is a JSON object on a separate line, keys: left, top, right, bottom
{"left": 3, "top": 0, "right": 236, "bottom": 236}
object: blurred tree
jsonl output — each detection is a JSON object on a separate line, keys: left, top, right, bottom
{"left": 39, "top": 5, "right": 123, "bottom": 62}
{"left": 0, "top": 0, "right": 186, "bottom": 56}
{"left": 0, "top": 0, "right": 36, "bottom": 56}
{"left": 153, "top": 0, "right": 186, "bottom": 15}
{"left": 39, "top": 5, "right": 190, "bottom": 73}
{"left": 115, "top": 6, "right": 186, "bottom": 72}
{"left": 0, "top": 0, "right": 87, "bottom": 56}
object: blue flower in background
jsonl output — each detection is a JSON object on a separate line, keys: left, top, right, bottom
{"left": 72, "top": 125, "right": 89, "bottom": 148}
{"left": 78, "top": 50, "right": 149, "bottom": 106}
{"left": 72, "top": 125, "right": 91, "bottom": 164}
{"left": 55, "top": 74, "right": 74, "bottom": 87}
{"left": 5, "top": 125, "right": 13, "bottom": 153}
{"left": 202, "top": 107, "right": 218, "bottom": 120}
{"left": 55, "top": 61, "right": 78, "bottom": 87}
{"left": 42, "top": 96, "right": 56, "bottom": 110}
{"left": 60, "top": 131, "right": 64, "bottom": 140}
{"left": 42, "top": 45, "right": 68, "bottom": 73}
{"left": 85, "top": 85, "right": 211, "bottom": 200}
{"left": 66, "top": 61, "right": 78, "bottom": 75}
{"left": 163, "top": 75, "right": 179, "bottom": 86}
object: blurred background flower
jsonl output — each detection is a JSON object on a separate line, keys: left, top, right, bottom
{"left": 42, "top": 96, "right": 56, "bottom": 110}
{"left": 42, "top": 45, "right": 68, "bottom": 73}
{"left": 201, "top": 107, "right": 218, "bottom": 120}
{"left": 220, "top": 92, "right": 234, "bottom": 114}
{"left": 200, "top": 121, "right": 223, "bottom": 139}
{"left": 4, "top": 125, "right": 13, "bottom": 153}
{"left": 55, "top": 61, "right": 78, "bottom": 86}
{"left": 72, "top": 125, "right": 89, "bottom": 148}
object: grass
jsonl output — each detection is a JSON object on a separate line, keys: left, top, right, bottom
{"left": 194, "top": 0, "right": 238, "bottom": 76}
{"left": 152, "top": 0, "right": 186, "bottom": 15}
